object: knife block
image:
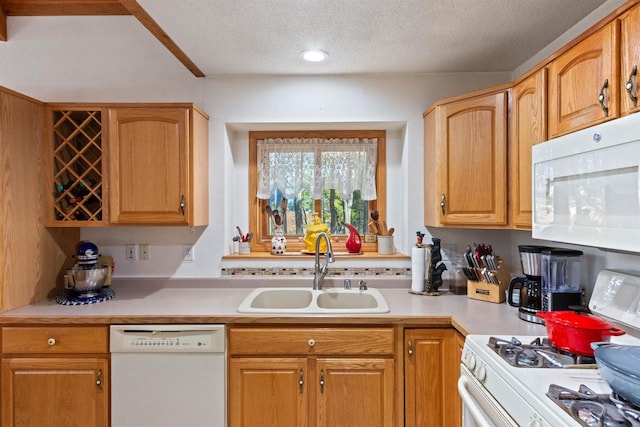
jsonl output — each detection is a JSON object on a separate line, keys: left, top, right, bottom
{"left": 466, "top": 261, "right": 511, "bottom": 303}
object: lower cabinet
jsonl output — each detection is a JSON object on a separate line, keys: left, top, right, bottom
{"left": 317, "top": 358, "right": 395, "bottom": 427}
{"left": 0, "top": 326, "right": 109, "bottom": 427}
{"left": 229, "top": 325, "right": 463, "bottom": 427}
{"left": 404, "top": 328, "right": 461, "bottom": 427}
{"left": 228, "top": 326, "right": 396, "bottom": 427}
{"left": 229, "top": 357, "right": 309, "bottom": 426}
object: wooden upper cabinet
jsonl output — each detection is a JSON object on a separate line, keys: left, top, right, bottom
{"left": 547, "top": 22, "right": 619, "bottom": 138}
{"left": 108, "top": 106, "right": 209, "bottom": 225}
{"left": 510, "top": 70, "right": 547, "bottom": 229}
{"left": 46, "top": 107, "right": 108, "bottom": 227}
{"left": 47, "top": 103, "right": 209, "bottom": 227}
{"left": 620, "top": 2, "right": 640, "bottom": 115}
{"left": 424, "top": 86, "right": 509, "bottom": 227}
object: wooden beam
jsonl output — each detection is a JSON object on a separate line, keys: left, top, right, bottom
{"left": 1, "top": 0, "right": 129, "bottom": 16}
{"left": 0, "top": 0, "right": 204, "bottom": 77}
{"left": 0, "top": 5, "right": 7, "bottom": 41}
{"left": 119, "top": 0, "right": 205, "bottom": 78}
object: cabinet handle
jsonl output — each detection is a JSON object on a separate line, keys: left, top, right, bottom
{"left": 408, "top": 339, "right": 414, "bottom": 362}
{"left": 319, "top": 369, "right": 325, "bottom": 394}
{"left": 440, "top": 194, "right": 446, "bottom": 215}
{"left": 298, "top": 369, "right": 304, "bottom": 394}
{"left": 96, "top": 369, "right": 103, "bottom": 391}
{"left": 308, "top": 338, "right": 315, "bottom": 347}
{"left": 598, "top": 79, "right": 609, "bottom": 116}
{"left": 47, "top": 338, "right": 56, "bottom": 346}
{"left": 180, "top": 195, "right": 185, "bottom": 216}
{"left": 626, "top": 65, "right": 638, "bottom": 107}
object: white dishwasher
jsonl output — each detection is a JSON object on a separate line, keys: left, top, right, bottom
{"left": 110, "top": 324, "right": 225, "bottom": 427}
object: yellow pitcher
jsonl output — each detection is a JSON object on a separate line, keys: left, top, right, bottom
{"left": 303, "top": 212, "right": 331, "bottom": 253}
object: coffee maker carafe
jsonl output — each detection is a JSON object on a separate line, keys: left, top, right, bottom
{"left": 507, "top": 245, "right": 551, "bottom": 324}
{"left": 541, "top": 248, "right": 583, "bottom": 311}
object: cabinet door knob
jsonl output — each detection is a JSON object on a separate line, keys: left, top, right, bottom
{"left": 626, "top": 65, "right": 638, "bottom": 107}
{"left": 308, "top": 338, "right": 315, "bottom": 347}
{"left": 598, "top": 79, "right": 609, "bottom": 116}
{"left": 47, "top": 338, "right": 56, "bottom": 346}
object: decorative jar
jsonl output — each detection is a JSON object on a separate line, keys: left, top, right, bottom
{"left": 271, "top": 225, "right": 287, "bottom": 255}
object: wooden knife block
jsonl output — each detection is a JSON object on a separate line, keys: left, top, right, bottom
{"left": 466, "top": 262, "right": 511, "bottom": 303}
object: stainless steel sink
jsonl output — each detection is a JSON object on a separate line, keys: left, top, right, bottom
{"left": 237, "top": 287, "right": 389, "bottom": 314}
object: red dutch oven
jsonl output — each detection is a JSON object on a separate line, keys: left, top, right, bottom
{"left": 536, "top": 310, "right": 626, "bottom": 356}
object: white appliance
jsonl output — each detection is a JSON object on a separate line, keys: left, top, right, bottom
{"left": 459, "top": 269, "right": 640, "bottom": 427}
{"left": 110, "top": 324, "right": 226, "bottom": 427}
{"left": 532, "top": 113, "right": 640, "bottom": 252}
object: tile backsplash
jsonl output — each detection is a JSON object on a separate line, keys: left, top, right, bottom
{"left": 221, "top": 266, "right": 411, "bottom": 276}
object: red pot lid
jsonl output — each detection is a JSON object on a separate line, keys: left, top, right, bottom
{"left": 538, "top": 310, "right": 617, "bottom": 330}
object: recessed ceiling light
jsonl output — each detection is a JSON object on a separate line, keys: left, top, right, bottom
{"left": 300, "top": 49, "right": 329, "bottom": 62}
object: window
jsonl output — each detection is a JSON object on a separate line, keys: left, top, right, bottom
{"left": 249, "top": 130, "right": 386, "bottom": 253}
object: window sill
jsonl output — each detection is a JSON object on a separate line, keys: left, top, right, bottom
{"left": 222, "top": 251, "right": 410, "bottom": 260}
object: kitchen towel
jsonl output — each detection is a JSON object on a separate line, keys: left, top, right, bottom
{"left": 411, "top": 246, "right": 426, "bottom": 293}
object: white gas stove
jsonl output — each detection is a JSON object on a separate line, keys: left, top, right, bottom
{"left": 460, "top": 270, "right": 640, "bottom": 427}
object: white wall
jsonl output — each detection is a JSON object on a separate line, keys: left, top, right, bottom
{"left": 0, "top": 16, "right": 202, "bottom": 103}
{"left": 3, "top": 9, "right": 640, "bottom": 284}
{"left": 85, "top": 72, "right": 511, "bottom": 277}
{"left": 513, "top": 0, "right": 627, "bottom": 79}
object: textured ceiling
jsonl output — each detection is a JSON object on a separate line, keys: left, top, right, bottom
{"left": 138, "top": 0, "right": 607, "bottom": 76}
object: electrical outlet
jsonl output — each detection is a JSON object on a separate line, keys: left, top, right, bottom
{"left": 139, "top": 244, "right": 150, "bottom": 261}
{"left": 125, "top": 244, "right": 137, "bottom": 261}
{"left": 183, "top": 244, "right": 194, "bottom": 262}
{"left": 364, "top": 233, "right": 377, "bottom": 243}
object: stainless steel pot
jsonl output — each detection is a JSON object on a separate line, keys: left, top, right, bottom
{"left": 64, "top": 265, "right": 109, "bottom": 295}
{"left": 592, "top": 342, "right": 640, "bottom": 406}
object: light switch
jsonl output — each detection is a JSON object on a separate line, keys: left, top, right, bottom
{"left": 125, "top": 244, "right": 137, "bottom": 261}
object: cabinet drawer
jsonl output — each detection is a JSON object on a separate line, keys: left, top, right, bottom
{"left": 2, "top": 326, "right": 109, "bottom": 354}
{"left": 229, "top": 327, "right": 394, "bottom": 356}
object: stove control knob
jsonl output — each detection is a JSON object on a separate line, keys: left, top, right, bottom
{"left": 527, "top": 418, "right": 543, "bottom": 427}
{"left": 474, "top": 364, "right": 487, "bottom": 382}
{"left": 463, "top": 353, "right": 476, "bottom": 370}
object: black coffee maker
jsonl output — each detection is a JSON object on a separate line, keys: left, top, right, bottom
{"left": 507, "top": 245, "right": 551, "bottom": 324}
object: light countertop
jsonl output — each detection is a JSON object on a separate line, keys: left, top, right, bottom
{"left": 0, "top": 277, "right": 548, "bottom": 337}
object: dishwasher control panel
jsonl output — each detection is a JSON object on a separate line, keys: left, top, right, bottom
{"left": 110, "top": 324, "right": 225, "bottom": 353}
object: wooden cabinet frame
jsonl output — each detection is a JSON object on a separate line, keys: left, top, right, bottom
{"left": 45, "top": 103, "right": 208, "bottom": 227}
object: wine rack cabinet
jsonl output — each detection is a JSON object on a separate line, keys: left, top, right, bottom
{"left": 46, "top": 107, "right": 107, "bottom": 226}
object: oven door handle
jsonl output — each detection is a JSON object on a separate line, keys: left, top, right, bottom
{"left": 458, "top": 376, "right": 495, "bottom": 427}
{"left": 458, "top": 370, "right": 520, "bottom": 427}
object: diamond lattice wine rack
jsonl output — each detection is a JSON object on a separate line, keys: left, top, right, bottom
{"left": 51, "top": 110, "right": 105, "bottom": 224}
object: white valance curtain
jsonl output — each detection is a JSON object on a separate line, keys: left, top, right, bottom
{"left": 256, "top": 137, "right": 378, "bottom": 200}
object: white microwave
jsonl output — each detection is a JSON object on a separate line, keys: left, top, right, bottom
{"left": 532, "top": 113, "right": 640, "bottom": 253}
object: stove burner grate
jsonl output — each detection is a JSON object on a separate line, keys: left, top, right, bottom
{"left": 547, "top": 384, "right": 640, "bottom": 427}
{"left": 488, "top": 336, "right": 595, "bottom": 368}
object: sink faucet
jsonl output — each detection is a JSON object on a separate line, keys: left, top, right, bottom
{"left": 313, "top": 232, "right": 334, "bottom": 290}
